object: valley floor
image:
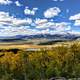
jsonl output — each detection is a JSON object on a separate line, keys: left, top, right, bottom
{"left": 0, "top": 40, "right": 79, "bottom": 49}
{"left": 0, "top": 40, "right": 80, "bottom": 80}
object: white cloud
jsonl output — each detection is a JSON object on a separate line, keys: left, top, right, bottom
{"left": 24, "top": 7, "right": 38, "bottom": 15}
{"left": 15, "top": 1, "right": 22, "bottom": 7}
{"left": 36, "top": 22, "right": 55, "bottom": 29}
{"left": 12, "top": 18, "right": 32, "bottom": 26}
{"left": 69, "top": 13, "right": 80, "bottom": 20}
{"left": 34, "top": 18, "right": 48, "bottom": 25}
{"left": 73, "top": 20, "right": 80, "bottom": 26}
{"left": 34, "top": 18, "right": 70, "bottom": 31}
{"left": 0, "top": 12, "right": 32, "bottom": 27}
{"left": 69, "top": 13, "right": 80, "bottom": 26}
{"left": 44, "top": 7, "right": 61, "bottom": 18}
{"left": 55, "top": 22, "right": 71, "bottom": 31}
{"left": 0, "top": 11, "right": 38, "bottom": 37}
{"left": 0, "top": 0, "right": 12, "bottom": 5}
{"left": 0, "top": 28, "right": 43, "bottom": 37}
{"left": 0, "top": 11, "right": 71, "bottom": 36}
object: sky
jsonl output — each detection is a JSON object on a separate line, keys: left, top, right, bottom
{"left": 0, "top": 0, "right": 80, "bottom": 37}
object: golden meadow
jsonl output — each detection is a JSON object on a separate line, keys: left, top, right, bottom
{"left": 0, "top": 42, "right": 80, "bottom": 80}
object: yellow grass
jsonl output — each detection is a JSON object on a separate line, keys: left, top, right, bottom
{"left": 0, "top": 40, "right": 79, "bottom": 49}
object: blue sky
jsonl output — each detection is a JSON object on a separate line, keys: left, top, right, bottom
{"left": 0, "top": 0, "right": 80, "bottom": 37}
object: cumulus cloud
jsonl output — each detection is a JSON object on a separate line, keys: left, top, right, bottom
{"left": 34, "top": 18, "right": 48, "bottom": 25}
{"left": 0, "top": 0, "right": 12, "bottom": 5}
{"left": 0, "top": 27, "right": 31, "bottom": 37}
{"left": 69, "top": 13, "right": 80, "bottom": 26}
{"left": 12, "top": 18, "right": 32, "bottom": 26}
{"left": 0, "top": 12, "right": 32, "bottom": 27}
{"left": 55, "top": 22, "right": 71, "bottom": 31}
{"left": 0, "top": 11, "right": 34, "bottom": 36}
{"left": 74, "top": 20, "right": 80, "bottom": 26}
{"left": 69, "top": 13, "right": 80, "bottom": 20}
{"left": 15, "top": 1, "right": 22, "bottom": 7}
{"left": 35, "top": 22, "right": 70, "bottom": 35}
{"left": 34, "top": 18, "right": 70, "bottom": 31}
{"left": 44, "top": 7, "right": 61, "bottom": 18}
{"left": 0, "top": 11, "right": 71, "bottom": 36}
{"left": 24, "top": 7, "right": 38, "bottom": 15}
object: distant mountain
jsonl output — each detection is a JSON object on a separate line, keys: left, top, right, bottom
{"left": 0, "top": 31, "right": 80, "bottom": 43}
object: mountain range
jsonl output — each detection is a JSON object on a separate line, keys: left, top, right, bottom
{"left": 0, "top": 31, "right": 80, "bottom": 43}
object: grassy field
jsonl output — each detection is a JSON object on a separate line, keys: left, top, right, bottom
{"left": 0, "top": 40, "right": 79, "bottom": 49}
{"left": 0, "top": 41, "right": 80, "bottom": 80}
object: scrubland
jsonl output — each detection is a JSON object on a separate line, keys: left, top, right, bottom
{"left": 0, "top": 41, "right": 80, "bottom": 80}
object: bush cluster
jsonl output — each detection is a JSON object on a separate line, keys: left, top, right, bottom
{"left": 0, "top": 43, "right": 80, "bottom": 80}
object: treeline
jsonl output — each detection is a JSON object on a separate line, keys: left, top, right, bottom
{"left": 0, "top": 43, "right": 80, "bottom": 80}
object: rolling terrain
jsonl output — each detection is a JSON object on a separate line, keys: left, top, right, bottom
{"left": 0, "top": 40, "right": 79, "bottom": 50}
{"left": 0, "top": 31, "right": 80, "bottom": 46}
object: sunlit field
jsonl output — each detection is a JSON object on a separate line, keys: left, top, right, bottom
{"left": 0, "top": 0, "right": 80, "bottom": 80}
{"left": 0, "top": 41, "right": 80, "bottom": 80}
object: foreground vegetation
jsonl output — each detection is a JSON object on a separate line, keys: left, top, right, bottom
{"left": 0, "top": 42, "right": 80, "bottom": 80}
